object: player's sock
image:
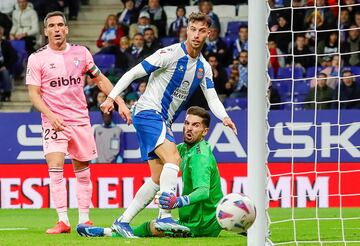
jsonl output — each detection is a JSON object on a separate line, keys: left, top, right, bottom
{"left": 120, "top": 179, "right": 160, "bottom": 223}
{"left": 75, "top": 167, "right": 92, "bottom": 224}
{"left": 49, "top": 168, "right": 69, "bottom": 225}
{"left": 158, "top": 163, "right": 179, "bottom": 219}
{"left": 132, "top": 221, "right": 152, "bottom": 237}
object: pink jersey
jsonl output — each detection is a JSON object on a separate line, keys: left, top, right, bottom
{"left": 26, "top": 43, "right": 99, "bottom": 126}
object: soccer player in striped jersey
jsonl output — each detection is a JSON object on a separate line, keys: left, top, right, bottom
{"left": 100, "top": 12, "right": 237, "bottom": 238}
{"left": 26, "top": 11, "right": 128, "bottom": 234}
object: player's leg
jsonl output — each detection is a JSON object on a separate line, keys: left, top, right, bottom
{"left": 154, "top": 138, "right": 181, "bottom": 220}
{"left": 72, "top": 160, "right": 92, "bottom": 225}
{"left": 112, "top": 159, "right": 161, "bottom": 238}
{"left": 43, "top": 126, "right": 71, "bottom": 234}
{"left": 46, "top": 152, "right": 71, "bottom": 234}
{"left": 68, "top": 124, "right": 97, "bottom": 226}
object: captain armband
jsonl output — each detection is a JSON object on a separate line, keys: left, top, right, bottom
{"left": 86, "top": 65, "right": 101, "bottom": 79}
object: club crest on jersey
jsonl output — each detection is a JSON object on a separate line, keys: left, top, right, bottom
{"left": 178, "top": 65, "right": 185, "bottom": 72}
{"left": 196, "top": 68, "right": 204, "bottom": 79}
{"left": 74, "top": 58, "right": 80, "bottom": 67}
{"left": 49, "top": 63, "right": 56, "bottom": 69}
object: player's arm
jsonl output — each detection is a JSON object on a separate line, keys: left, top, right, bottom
{"left": 156, "top": 155, "right": 211, "bottom": 209}
{"left": 201, "top": 78, "right": 237, "bottom": 135}
{"left": 27, "top": 85, "right": 65, "bottom": 131}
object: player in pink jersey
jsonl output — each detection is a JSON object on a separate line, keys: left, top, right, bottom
{"left": 26, "top": 11, "right": 131, "bottom": 234}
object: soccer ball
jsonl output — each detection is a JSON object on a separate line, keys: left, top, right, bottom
{"left": 216, "top": 193, "right": 256, "bottom": 233}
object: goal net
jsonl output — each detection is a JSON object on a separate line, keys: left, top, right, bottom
{"left": 263, "top": 0, "right": 360, "bottom": 245}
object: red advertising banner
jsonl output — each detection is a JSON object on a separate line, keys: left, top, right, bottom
{"left": 1, "top": 163, "right": 360, "bottom": 208}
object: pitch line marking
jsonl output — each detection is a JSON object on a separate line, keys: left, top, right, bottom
{"left": 0, "top": 228, "right": 29, "bottom": 231}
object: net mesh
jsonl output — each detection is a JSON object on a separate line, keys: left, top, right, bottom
{"left": 266, "top": 0, "right": 360, "bottom": 244}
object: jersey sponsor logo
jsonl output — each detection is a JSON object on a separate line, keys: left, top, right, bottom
{"left": 160, "top": 50, "right": 167, "bottom": 54}
{"left": 196, "top": 68, "right": 204, "bottom": 79}
{"left": 50, "top": 76, "right": 81, "bottom": 87}
{"left": 49, "top": 63, "right": 56, "bottom": 69}
{"left": 173, "top": 81, "right": 190, "bottom": 100}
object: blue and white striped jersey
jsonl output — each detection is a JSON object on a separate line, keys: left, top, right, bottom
{"left": 135, "top": 42, "right": 215, "bottom": 125}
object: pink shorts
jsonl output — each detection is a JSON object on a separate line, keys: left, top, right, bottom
{"left": 42, "top": 124, "right": 97, "bottom": 161}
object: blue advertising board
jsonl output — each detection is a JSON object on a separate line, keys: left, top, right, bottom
{"left": 1, "top": 110, "right": 360, "bottom": 163}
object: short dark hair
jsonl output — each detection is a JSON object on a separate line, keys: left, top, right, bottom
{"left": 186, "top": 106, "right": 210, "bottom": 128}
{"left": 44, "top": 11, "right": 67, "bottom": 27}
{"left": 143, "top": 27, "right": 154, "bottom": 33}
{"left": 188, "top": 12, "right": 212, "bottom": 27}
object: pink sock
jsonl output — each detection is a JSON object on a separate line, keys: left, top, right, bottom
{"left": 75, "top": 167, "right": 92, "bottom": 214}
{"left": 49, "top": 168, "right": 67, "bottom": 213}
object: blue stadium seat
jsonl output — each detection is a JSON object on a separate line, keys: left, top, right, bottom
{"left": 160, "top": 37, "right": 178, "bottom": 47}
{"left": 93, "top": 54, "right": 115, "bottom": 73}
{"left": 226, "top": 21, "right": 247, "bottom": 36}
{"left": 268, "top": 67, "right": 275, "bottom": 79}
{"left": 223, "top": 34, "right": 237, "bottom": 49}
{"left": 224, "top": 97, "right": 247, "bottom": 110}
{"left": 277, "top": 67, "right": 303, "bottom": 79}
{"left": 272, "top": 80, "right": 292, "bottom": 96}
{"left": 10, "top": 40, "right": 27, "bottom": 77}
{"left": 305, "top": 66, "right": 324, "bottom": 78}
{"left": 294, "top": 80, "right": 310, "bottom": 96}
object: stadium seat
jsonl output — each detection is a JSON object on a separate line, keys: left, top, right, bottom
{"left": 213, "top": 5, "right": 236, "bottom": 17}
{"left": 277, "top": 67, "right": 303, "bottom": 79}
{"left": 163, "top": 5, "right": 177, "bottom": 18}
{"left": 271, "top": 79, "right": 292, "bottom": 96}
{"left": 10, "top": 40, "right": 27, "bottom": 77}
{"left": 268, "top": 67, "right": 275, "bottom": 79}
{"left": 226, "top": 21, "right": 247, "bottom": 36}
{"left": 224, "top": 97, "right": 247, "bottom": 110}
{"left": 223, "top": 34, "right": 237, "bottom": 49}
{"left": 305, "top": 66, "right": 324, "bottom": 78}
{"left": 93, "top": 54, "right": 115, "bottom": 73}
{"left": 160, "top": 37, "right": 178, "bottom": 47}
{"left": 294, "top": 80, "right": 310, "bottom": 97}
{"left": 185, "top": 5, "right": 198, "bottom": 15}
{"left": 237, "top": 5, "right": 248, "bottom": 18}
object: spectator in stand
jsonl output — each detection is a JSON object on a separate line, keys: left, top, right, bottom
{"left": 90, "top": 91, "right": 107, "bottom": 111}
{"left": 136, "top": 80, "right": 147, "bottom": 97}
{"left": 143, "top": 27, "right": 161, "bottom": 53}
{"left": 304, "top": 10, "right": 326, "bottom": 51}
{"left": 31, "top": 0, "right": 65, "bottom": 20}
{"left": 232, "top": 26, "right": 248, "bottom": 61}
{"left": 198, "top": 0, "right": 220, "bottom": 32}
{"left": 0, "top": 0, "right": 16, "bottom": 38}
{"left": 125, "top": 32, "right": 151, "bottom": 68}
{"left": 129, "top": 11, "right": 158, "bottom": 39}
{"left": 93, "top": 111, "right": 124, "bottom": 164}
{"left": 125, "top": 91, "right": 138, "bottom": 108}
{"left": 305, "top": 0, "right": 337, "bottom": 30}
{"left": 202, "top": 26, "right": 228, "bottom": 65}
{"left": 10, "top": 0, "right": 39, "bottom": 55}
{"left": 168, "top": 5, "right": 188, "bottom": 37}
{"left": 268, "top": 39, "right": 285, "bottom": 77}
{"left": 207, "top": 53, "right": 229, "bottom": 99}
{"left": 311, "top": 55, "right": 340, "bottom": 89}
{"left": 318, "top": 31, "right": 339, "bottom": 55}
{"left": 134, "top": 0, "right": 147, "bottom": 11}
{"left": 0, "top": 25, "right": 17, "bottom": 102}
{"left": 354, "top": 11, "right": 360, "bottom": 27}
{"left": 96, "top": 14, "right": 125, "bottom": 51}
{"left": 117, "top": 0, "right": 139, "bottom": 35}
{"left": 141, "top": 0, "right": 167, "bottom": 37}
{"left": 339, "top": 8, "right": 351, "bottom": 42}
{"left": 336, "top": 70, "right": 360, "bottom": 109}
{"left": 230, "top": 50, "right": 248, "bottom": 98}
{"left": 114, "top": 36, "right": 131, "bottom": 71}
{"left": 287, "top": 34, "right": 315, "bottom": 69}
{"left": 342, "top": 0, "right": 360, "bottom": 21}
{"left": 304, "top": 73, "right": 334, "bottom": 110}
{"left": 224, "top": 64, "right": 239, "bottom": 96}
{"left": 178, "top": 26, "right": 187, "bottom": 42}
{"left": 341, "top": 24, "right": 360, "bottom": 66}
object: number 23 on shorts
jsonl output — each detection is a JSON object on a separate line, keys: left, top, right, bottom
{"left": 43, "top": 128, "right": 58, "bottom": 140}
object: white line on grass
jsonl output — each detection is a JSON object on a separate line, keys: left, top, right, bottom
{"left": 0, "top": 228, "right": 29, "bottom": 231}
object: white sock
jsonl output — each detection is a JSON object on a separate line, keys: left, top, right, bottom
{"left": 158, "top": 163, "right": 179, "bottom": 219}
{"left": 104, "top": 228, "right": 113, "bottom": 237}
{"left": 58, "top": 211, "right": 70, "bottom": 225}
{"left": 79, "top": 211, "right": 90, "bottom": 224}
{"left": 119, "top": 179, "right": 160, "bottom": 223}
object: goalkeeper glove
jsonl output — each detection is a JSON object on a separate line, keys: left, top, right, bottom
{"left": 155, "top": 192, "right": 190, "bottom": 209}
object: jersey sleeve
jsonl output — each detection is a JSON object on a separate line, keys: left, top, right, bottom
{"left": 84, "top": 47, "right": 101, "bottom": 79}
{"left": 25, "top": 54, "right": 42, "bottom": 86}
{"left": 140, "top": 48, "right": 170, "bottom": 74}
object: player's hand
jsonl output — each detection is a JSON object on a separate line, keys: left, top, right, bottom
{"left": 118, "top": 102, "right": 132, "bottom": 125}
{"left": 100, "top": 97, "right": 114, "bottom": 114}
{"left": 223, "top": 117, "right": 237, "bottom": 135}
{"left": 154, "top": 192, "right": 189, "bottom": 210}
{"left": 48, "top": 113, "right": 65, "bottom": 132}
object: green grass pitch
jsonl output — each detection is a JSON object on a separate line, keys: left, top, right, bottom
{"left": 0, "top": 208, "right": 359, "bottom": 246}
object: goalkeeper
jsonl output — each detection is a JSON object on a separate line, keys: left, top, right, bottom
{"left": 78, "top": 106, "right": 224, "bottom": 237}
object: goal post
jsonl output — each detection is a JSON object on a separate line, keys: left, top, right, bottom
{"left": 247, "top": 0, "right": 269, "bottom": 245}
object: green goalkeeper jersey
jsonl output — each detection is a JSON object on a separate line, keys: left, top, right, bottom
{"left": 177, "top": 140, "right": 223, "bottom": 237}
